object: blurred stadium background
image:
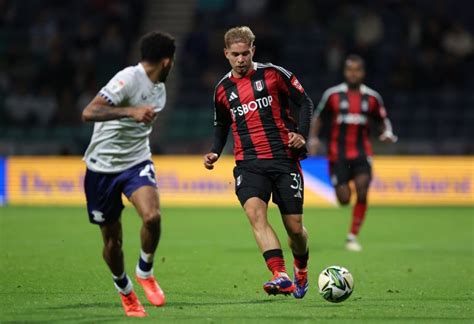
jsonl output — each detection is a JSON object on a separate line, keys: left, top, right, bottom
{"left": 0, "top": 0, "right": 473, "bottom": 156}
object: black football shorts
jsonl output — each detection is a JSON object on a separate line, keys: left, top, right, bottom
{"left": 233, "top": 159, "right": 304, "bottom": 215}
{"left": 329, "top": 156, "right": 372, "bottom": 187}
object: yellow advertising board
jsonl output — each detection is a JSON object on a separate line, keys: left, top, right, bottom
{"left": 5, "top": 156, "right": 474, "bottom": 206}
{"left": 369, "top": 157, "right": 473, "bottom": 205}
{"left": 7, "top": 157, "right": 85, "bottom": 205}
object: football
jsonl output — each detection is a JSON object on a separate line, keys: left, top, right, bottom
{"left": 318, "top": 266, "right": 354, "bottom": 303}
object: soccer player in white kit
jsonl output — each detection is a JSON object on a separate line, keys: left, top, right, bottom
{"left": 82, "top": 31, "right": 175, "bottom": 317}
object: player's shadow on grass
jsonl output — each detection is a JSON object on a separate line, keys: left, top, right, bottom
{"left": 169, "top": 299, "right": 278, "bottom": 307}
{"left": 4, "top": 314, "right": 123, "bottom": 324}
{"left": 42, "top": 301, "right": 118, "bottom": 310}
{"left": 32, "top": 303, "right": 124, "bottom": 323}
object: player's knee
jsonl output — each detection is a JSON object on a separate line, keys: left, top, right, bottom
{"left": 143, "top": 209, "right": 161, "bottom": 228}
{"left": 287, "top": 223, "right": 304, "bottom": 238}
{"left": 338, "top": 196, "right": 350, "bottom": 205}
{"left": 247, "top": 209, "right": 268, "bottom": 230}
{"left": 104, "top": 237, "right": 123, "bottom": 252}
{"left": 357, "top": 197, "right": 367, "bottom": 204}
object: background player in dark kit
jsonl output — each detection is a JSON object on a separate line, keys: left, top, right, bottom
{"left": 308, "top": 55, "right": 397, "bottom": 252}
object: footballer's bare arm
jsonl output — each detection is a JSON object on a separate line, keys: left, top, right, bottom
{"left": 82, "top": 95, "right": 156, "bottom": 123}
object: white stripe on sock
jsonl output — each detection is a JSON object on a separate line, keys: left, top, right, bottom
{"left": 140, "top": 250, "right": 154, "bottom": 263}
{"left": 113, "top": 275, "right": 133, "bottom": 295}
{"left": 136, "top": 264, "right": 153, "bottom": 279}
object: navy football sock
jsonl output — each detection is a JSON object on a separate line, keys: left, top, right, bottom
{"left": 112, "top": 272, "right": 132, "bottom": 294}
{"left": 136, "top": 250, "right": 154, "bottom": 278}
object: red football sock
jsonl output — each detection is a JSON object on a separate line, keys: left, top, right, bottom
{"left": 263, "top": 249, "right": 287, "bottom": 274}
{"left": 350, "top": 202, "right": 367, "bottom": 236}
{"left": 293, "top": 250, "right": 309, "bottom": 270}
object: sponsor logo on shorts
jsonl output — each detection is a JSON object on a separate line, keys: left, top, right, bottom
{"left": 331, "top": 174, "right": 339, "bottom": 186}
{"left": 92, "top": 210, "right": 105, "bottom": 223}
{"left": 236, "top": 175, "right": 242, "bottom": 187}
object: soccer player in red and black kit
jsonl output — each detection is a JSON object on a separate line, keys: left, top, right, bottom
{"left": 203, "top": 26, "right": 314, "bottom": 298}
{"left": 308, "top": 55, "right": 397, "bottom": 252}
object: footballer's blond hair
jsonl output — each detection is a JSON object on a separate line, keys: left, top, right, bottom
{"left": 224, "top": 26, "right": 255, "bottom": 48}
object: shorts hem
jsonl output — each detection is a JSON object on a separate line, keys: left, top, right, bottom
{"left": 124, "top": 183, "right": 158, "bottom": 199}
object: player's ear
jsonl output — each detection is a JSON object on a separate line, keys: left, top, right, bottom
{"left": 161, "top": 57, "right": 172, "bottom": 68}
{"left": 161, "top": 57, "right": 171, "bottom": 66}
{"left": 223, "top": 47, "right": 229, "bottom": 59}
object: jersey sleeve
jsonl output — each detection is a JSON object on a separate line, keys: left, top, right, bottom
{"left": 213, "top": 85, "right": 232, "bottom": 127}
{"left": 99, "top": 69, "right": 135, "bottom": 106}
{"left": 211, "top": 84, "right": 232, "bottom": 155}
{"left": 273, "top": 65, "right": 313, "bottom": 138}
{"left": 273, "top": 65, "right": 306, "bottom": 105}
{"left": 370, "top": 91, "right": 388, "bottom": 121}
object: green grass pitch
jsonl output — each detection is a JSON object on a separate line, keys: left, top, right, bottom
{"left": 0, "top": 205, "right": 473, "bottom": 323}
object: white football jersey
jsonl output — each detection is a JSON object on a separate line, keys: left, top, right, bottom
{"left": 83, "top": 63, "right": 166, "bottom": 173}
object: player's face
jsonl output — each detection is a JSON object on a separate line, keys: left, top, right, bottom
{"left": 224, "top": 42, "right": 255, "bottom": 77}
{"left": 344, "top": 60, "right": 365, "bottom": 87}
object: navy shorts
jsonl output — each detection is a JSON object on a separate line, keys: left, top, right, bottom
{"left": 84, "top": 160, "right": 157, "bottom": 225}
{"left": 233, "top": 159, "right": 304, "bottom": 215}
{"left": 329, "top": 157, "right": 372, "bottom": 187}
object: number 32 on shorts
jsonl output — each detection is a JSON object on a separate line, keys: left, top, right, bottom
{"left": 290, "top": 172, "right": 303, "bottom": 199}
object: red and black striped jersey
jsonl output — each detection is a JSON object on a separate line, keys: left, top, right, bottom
{"left": 213, "top": 62, "right": 308, "bottom": 161}
{"left": 315, "top": 83, "right": 388, "bottom": 162}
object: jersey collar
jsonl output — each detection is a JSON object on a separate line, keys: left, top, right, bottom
{"left": 229, "top": 62, "right": 258, "bottom": 80}
{"left": 343, "top": 82, "right": 368, "bottom": 94}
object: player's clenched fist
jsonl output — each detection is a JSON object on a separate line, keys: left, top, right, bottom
{"left": 379, "top": 130, "right": 398, "bottom": 143}
{"left": 130, "top": 106, "right": 156, "bottom": 123}
{"left": 203, "top": 153, "right": 219, "bottom": 170}
{"left": 288, "top": 132, "right": 306, "bottom": 149}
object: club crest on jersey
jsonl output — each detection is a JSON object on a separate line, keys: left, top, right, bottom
{"left": 110, "top": 79, "right": 125, "bottom": 93}
{"left": 254, "top": 80, "right": 264, "bottom": 92}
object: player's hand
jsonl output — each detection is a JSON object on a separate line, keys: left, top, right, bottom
{"left": 379, "top": 131, "right": 398, "bottom": 143}
{"left": 307, "top": 136, "right": 320, "bottom": 156}
{"left": 130, "top": 106, "right": 156, "bottom": 124}
{"left": 288, "top": 132, "right": 306, "bottom": 149}
{"left": 203, "top": 153, "right": 219, "bottom": 170}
